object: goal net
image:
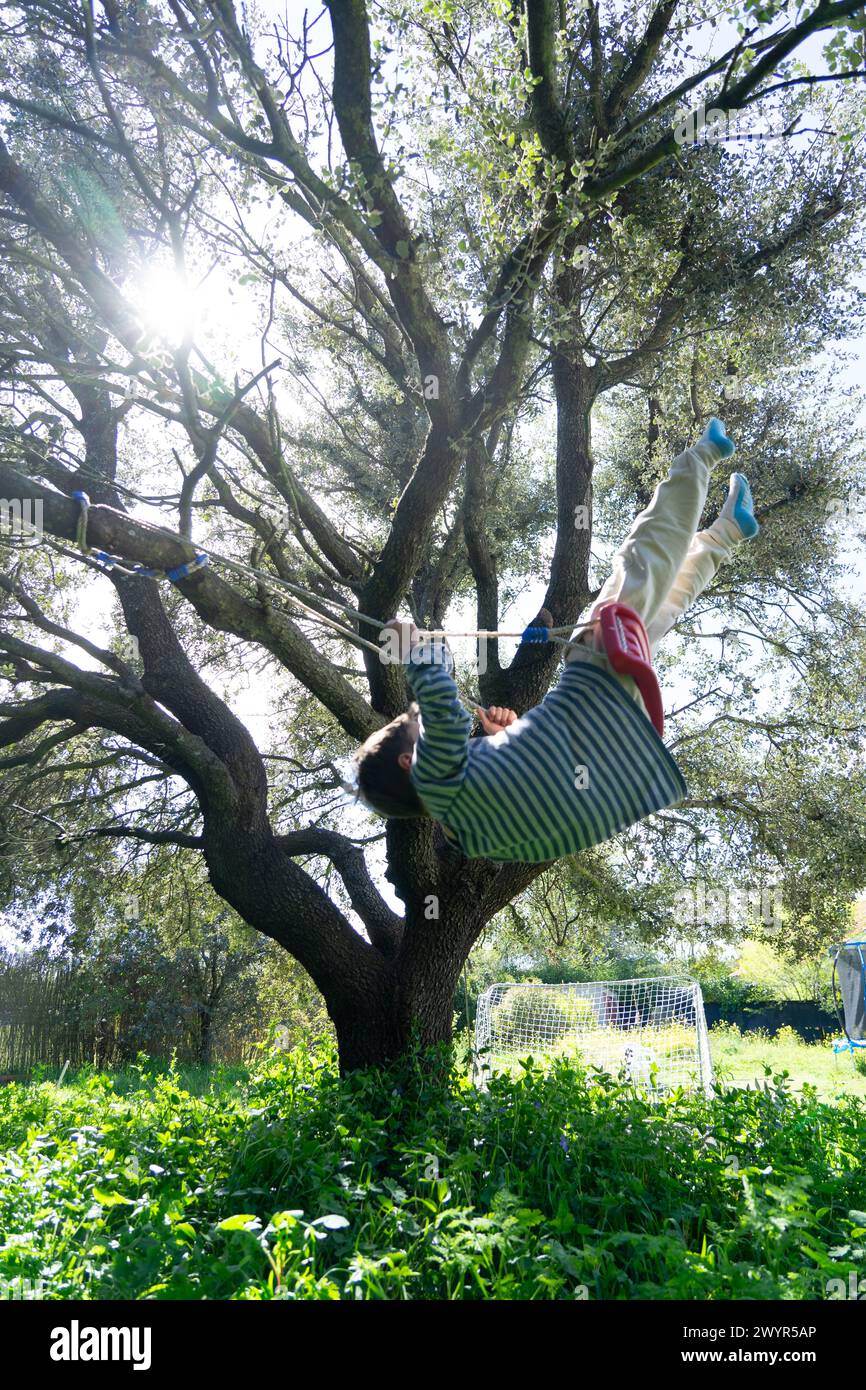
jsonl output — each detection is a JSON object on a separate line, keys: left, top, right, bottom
{"left": 474, "top": 976, "right": 713, "bottom": 1095}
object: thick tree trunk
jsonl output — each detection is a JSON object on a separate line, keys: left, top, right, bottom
{"left": 328, "top": 941, "right": 464, "bottom": 1072}
{"left": 198, "top": 758, "right": 545, "bottom": 1073}
{"left": 325, "top": 870, "right": 538, "bottom": 1072}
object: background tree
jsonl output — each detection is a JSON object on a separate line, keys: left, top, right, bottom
{"left": 0, "top": 852, "right": 328, "bottom": 1070}
{"left": 1, "top": 0, "right": 865, "bottom": 1069}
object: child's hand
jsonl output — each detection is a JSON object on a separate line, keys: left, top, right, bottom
{"left": 381, "top": 616, "right": 419, "bottom": 663}
{"left": 476, "top": 705, "right": 517, "bottom": 735}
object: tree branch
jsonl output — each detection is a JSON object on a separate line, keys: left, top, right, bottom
{"left": 0, "top": 458, "right": 380, "bottom": 740}
{"left": 63, "top": 824, "right": 205, "bottom": 849}
{"left": 277, "top": 826, "right": 404, "bottom": 958}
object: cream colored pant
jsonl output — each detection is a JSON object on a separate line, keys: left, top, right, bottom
{"left": 566, "top": 444, "right": 740, "bottom": 696}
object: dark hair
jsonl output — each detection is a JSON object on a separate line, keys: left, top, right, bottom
{"left": 353, "top": 704, "right": 428, "bottom": 819}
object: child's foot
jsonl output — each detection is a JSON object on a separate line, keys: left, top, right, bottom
{"left": 718, "top": 472, "right": 760, "bottom": 539}
{"left": 696, "top": 417, "right": 736, "bottom": 464}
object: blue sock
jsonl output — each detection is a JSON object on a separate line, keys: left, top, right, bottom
{"left": 720, "top": 472, "right": 760, "bottom": 539}
{"left": 698, "top": 417, "right": 736, "bottom": 460}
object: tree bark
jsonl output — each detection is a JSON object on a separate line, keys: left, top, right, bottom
{"left": 327, "top": 899, "right": 480, "bottom": 1072}
{"left": 197, "top": 1007, "right": 213, "bottom": 1068}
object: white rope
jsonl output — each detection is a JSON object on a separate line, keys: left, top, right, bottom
{"left": 67, "top": 491, "right": 591, "bottom": 660}
{"left": 182, "top": 548, "right": 588, "bottom": 652}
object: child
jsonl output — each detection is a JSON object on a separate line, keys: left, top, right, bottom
{"left": 353, "top": 420, "right": 759, "bottom": 863}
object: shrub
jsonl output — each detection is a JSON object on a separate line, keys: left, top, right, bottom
{"left": 491, "top": 987, "right": 597, "bottom": 1051}
{"left": 708, "top": 1021, "right": 743, "bottom": 1042}
{"left": 1, "top": 1044, "right": 865, "bottom": 1301}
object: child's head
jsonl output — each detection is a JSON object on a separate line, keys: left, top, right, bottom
{"left": 353, "top": 703, "right": 427, "bottom": 819}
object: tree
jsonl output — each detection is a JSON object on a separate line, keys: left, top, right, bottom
{"left": 0, "top": 857, "right": 321, "bottom": 1068}
{"left": 1, "top": 0, "right": 865, "bottom": 1069}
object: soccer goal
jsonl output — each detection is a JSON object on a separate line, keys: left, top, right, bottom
{"left": 473, "top": 976, "right": 714, "bottom": 1095}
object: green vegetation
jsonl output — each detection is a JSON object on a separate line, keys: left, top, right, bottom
{"left": 1, "top": 1037, "right": 864, "bottom": 1301}
{"left": 712, "top": 1024, "right": 866, "bottom": 1100}
{"left": 489, "top": 985, "right": 598, "bottom": 1049}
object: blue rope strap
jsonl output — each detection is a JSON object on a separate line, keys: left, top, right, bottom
{"left": 165, "top": 555, "right": 209, "bottom": 582}
{"left": 520, "top": 625, "right": 550, "bottom": 644}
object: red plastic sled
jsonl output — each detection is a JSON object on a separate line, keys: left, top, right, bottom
{"left": 597, "top": 603, "right": 664, "bottom": 737}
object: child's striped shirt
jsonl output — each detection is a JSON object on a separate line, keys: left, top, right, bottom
{"left": 405, "top": 642, "right": 687, "bottom": 863}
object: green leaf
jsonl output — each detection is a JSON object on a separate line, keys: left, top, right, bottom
{"left": 218, "top": 1213, "right": 260, "bottom": 1231}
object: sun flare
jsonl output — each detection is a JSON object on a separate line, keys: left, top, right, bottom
{"left": 133, "top": 266, "right": 201, "bottom": 346}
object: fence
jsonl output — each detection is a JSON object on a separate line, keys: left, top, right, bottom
{"left": 0, "top": 952, "right": 253, "bottom": 1071}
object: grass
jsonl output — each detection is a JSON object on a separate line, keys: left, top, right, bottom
{"left": 482, "top": 1021, "right": 866, "bottom": 1098}
{"left": 25, "top": 1059, "right": 250, "bottom": 1098}
{"left": 0, "top": 1036, "right": 864, "bottom": 1301}
{"left": 484, "top": 1021, "right": 705, "bottom": 1089}
{"left": 710, "top": 1024, "right": 866, "bottom": 1100}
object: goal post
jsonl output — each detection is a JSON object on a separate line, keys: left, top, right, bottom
{"left": 473, "top": 975, "right": 714, "bottom": 1095}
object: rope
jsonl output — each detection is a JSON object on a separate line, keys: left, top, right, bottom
{"left": 66, "top": 492, "right": 590, "bottom": 660}
{"left": 71, "top": 490, "right": 210, "bottom": 585}
{"left": 72, "top": 490, "right": 90, "bottom": 552}
{"left": 59, "top": 460, "right": 591, "bottom": 637}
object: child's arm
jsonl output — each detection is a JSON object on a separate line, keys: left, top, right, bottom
{"left": 405, "top": 638, "right": 473, "bottom": 794}
{"left": 381, "top": 620, "right": 472, "bottom": 796}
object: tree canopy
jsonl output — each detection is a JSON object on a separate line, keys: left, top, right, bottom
{"left": 1, "top": 0, "right": 865, "bottom": 1067}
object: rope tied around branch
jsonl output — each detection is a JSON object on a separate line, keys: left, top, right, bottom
{"left": 65, "top": 491, "right": 595, "bottom": 672}
{"left": 72, "top": 491, "right": 209, "bottom": 584}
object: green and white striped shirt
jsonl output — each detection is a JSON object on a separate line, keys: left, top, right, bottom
{"left": 405, "top": 644, "right": 687, "bottom": 863}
